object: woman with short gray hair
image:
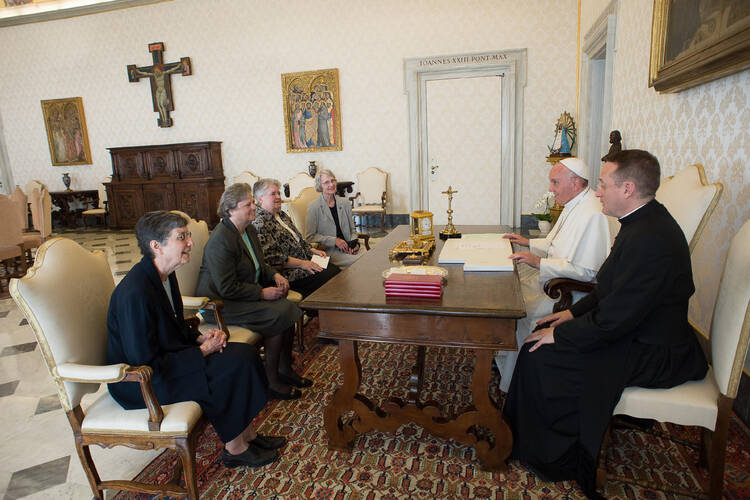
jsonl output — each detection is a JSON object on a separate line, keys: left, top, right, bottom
{"left": 253, "top": 178, "right": 340, "bottom": 298}
{"left": 305, "top": 169, "right": 363, "bottom": 267}
{"left": 196, "top": 184, "right": 310, "bottom": 401}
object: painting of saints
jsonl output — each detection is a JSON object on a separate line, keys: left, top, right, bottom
{"left": 282, "top": 68, "right": 342, "bottom": 152}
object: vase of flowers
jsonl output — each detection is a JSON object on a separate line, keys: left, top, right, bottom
{"left": 533, "top": 191, "right": 555, "bottom": 233}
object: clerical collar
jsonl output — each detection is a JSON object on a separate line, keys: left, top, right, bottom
{"left": 619, "top": 201, "right": 649, "bottom": 220}
{"left": 565, "top": 186, "right": 589, "bottom": 208}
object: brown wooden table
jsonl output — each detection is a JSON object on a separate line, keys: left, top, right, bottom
{"left": 301, "top": 225, "right": 525, "bottom": 471}
{"left": 50, "top": 190, "right": 98, "bottom": 228}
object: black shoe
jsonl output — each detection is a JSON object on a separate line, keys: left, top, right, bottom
{"left": 279, "top": 372, "right": 314, "bottom": 388}
{"left": 269, "top": 387, "right": 302, "bottom": 400}
{"left": 251, "top": 434, "right": 287, "bottom": 450}
{"left": 221, "top": 446, "right": 279, "bottom": 468}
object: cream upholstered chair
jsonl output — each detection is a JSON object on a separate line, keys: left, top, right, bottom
{"left": 82, "top": 176, "right": 112, "bottom": 227}
{"left": 24, "top": 179, "right": 45, "bottom": 196}
{"left": 10, "top": 238, "right": 206, "bottom": 500}
{"left": 545, "top": 164, "right": 723, "bottom": 312}
{"left": 0, "top": 195, "right": 27, "bottom": 294}
{"left": 28, "top": 188, "right": 52, "bottom": 241}
{"left": 232, "top": 170, "right": 260, "bottom": 188}
{"left": 9, "top": 187, "right": 42, "bottom": 265}
{"left": 598, "top": 219, "right": 750, "bottom": 499}
{"left": 284, "top": 172, "right": 316, "bottom": 199}
{"left": 350, "top": 166, "right": 388, "bottom": 232}
{"left": 172, "top": 211, "right": 306, "bottom": 351}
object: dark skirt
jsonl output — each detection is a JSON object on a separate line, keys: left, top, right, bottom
{"left": 290, "top": 263, "right": 340, "bottom": 298}
{"left": 219, "top": 297, "right": 302, "bottom": 337}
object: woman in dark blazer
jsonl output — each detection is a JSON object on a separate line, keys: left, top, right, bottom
{"left": 196, "top": 183, "right": 310, "bottom": 401}
{"left": 107, "top": 211, "right": 284, "bottom": 469}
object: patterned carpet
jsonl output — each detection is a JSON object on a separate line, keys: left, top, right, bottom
{"left": 114, "top": 319, "right": 750, "bottom": 499}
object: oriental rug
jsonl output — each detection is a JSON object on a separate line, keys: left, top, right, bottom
{"left": 114, "top": 319, "right": 750, "bottom": 499}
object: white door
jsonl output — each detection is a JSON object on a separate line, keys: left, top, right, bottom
{"left": 426, "top": 76, "right": 502, "bottom": 225}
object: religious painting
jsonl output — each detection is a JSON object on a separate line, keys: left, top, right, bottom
{"left": 40, "top": 97, "right": 93, "bottom": 166}
{"left": 282, "top": 68, "right": 342, "bottom": 153}
{"left": 649, "top": 0, "right": 750, "bottom": 92}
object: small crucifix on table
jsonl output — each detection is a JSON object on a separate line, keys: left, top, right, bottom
{"left": 127, "top": 42, "right": 192, "bottom": 127}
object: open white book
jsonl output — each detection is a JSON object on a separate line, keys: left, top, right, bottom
{"left": 438, "top": 233, "right": 514, "bottom": 271}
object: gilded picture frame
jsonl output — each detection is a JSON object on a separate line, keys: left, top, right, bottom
{"left": 649, "top": 0, "right": 750, "bottom": 93}
{"left": 40, "top": 97, "right": 93, "bottom": 166}
{"left": 282, "top": 68, "right": 342, "bottom": 153}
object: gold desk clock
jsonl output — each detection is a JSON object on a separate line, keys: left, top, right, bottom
{"left": 388, "top": 210, "right": 436, "bottom": 261}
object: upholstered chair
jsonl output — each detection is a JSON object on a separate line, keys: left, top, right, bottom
{"left": 28, "top": 188, "right": 53, "bottom": 241}
{"left": 8, "top": 187, "right": 42, "bottom": 265}
{"left": 24, "top": 179, "right": 45, "bottom": 196}
{"left": 284, "top": 172, "right": 316, "bottom": 199}
{"left": 231, "top": 170, "right": 260, "bottom": 188}
{"left": 597, "top": 219, "right": 750, "bottom": 499}
{"left": 545, "top": 164, "right": 723, "bottom": 311}
{"left": 350, "top": 166, "right": 388, "bottom": 232}
{"left": 10, "top": 238, "right": 206, "bottom": 500}
{"left": 0, "top": 195, "right": 27, "bottom": 293}
{"left": 81, "top": 176, "right": 112, "bottom": 227}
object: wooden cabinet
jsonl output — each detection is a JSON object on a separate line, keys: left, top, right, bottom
{"left": 106, "top": 142, "right": 225, "bottom": 228}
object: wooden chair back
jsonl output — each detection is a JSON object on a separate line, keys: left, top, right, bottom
{"left": 355, "top": 166, "right": 388, "bottom": 206}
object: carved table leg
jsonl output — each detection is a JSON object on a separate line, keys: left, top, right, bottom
{"left": 406, "top": 346, "right": 426, "bottom": 405}
{"left": 470, "top": 349, "right": 512, "bottom": 471}
{"left": 324, "top": 339, "right": 361, "bottom": 451}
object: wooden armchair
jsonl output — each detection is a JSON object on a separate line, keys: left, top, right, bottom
{"left": 81, "top": 176, "right": 112, "bottom": 227}
{"left": 597, "top": 219, "right": 750, "bottom": 499}
{"left": 350, "top": 166, "right": 388, "bottom": 232}
{"left": 0, "top": 195, "right": 27, "bottom": 294}
{"left": 232, "top": 170, "right": 260, "bottom": 188}
{"left": 545, "top": 164, "right": 723, "bottom": 312}
{"left": 283, "top": 172, "right": 316, "bottom": 199}
{"left": 10, "top": 238, "right": 206, "bottom": 499}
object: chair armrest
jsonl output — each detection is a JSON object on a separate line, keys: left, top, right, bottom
{"left": 543, "top": 278, "right": 595, "bottom": 313}
{"left": 357, "top": 232, "right": 371, "bottom": 251}
{"left": 123, "top": 365, "right": 164, "bottom": 431}
{"left": 56, "top": 362, "right": 130, "bottom": 383}
{"left": 381, "top": 191, "right": 387, "bottom": 208}
{"left": 349, "top": 192, "right": 361, "bottom": 206}
{"left": 283, "top": 183, "right": 290, "bottom": 198}
{"left": 182, "top": 295, "right": 210, "bottom": 309}
{"left": 198, "top": 299, "right": 229, "bottom": 338}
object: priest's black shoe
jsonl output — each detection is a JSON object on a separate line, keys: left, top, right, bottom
{"left": 250, "top": 434, "right": 287, "bottom": 450}
{"left": 221, "top": 446, "right": 279, "bottom": 468}
{"left": 268, "top": 387, "right": 302, "bottom": 400}
{"left": 279, "top": 372, "right": 314, "bottom": 388}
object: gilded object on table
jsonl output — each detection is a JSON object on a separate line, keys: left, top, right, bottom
{"left": 439, "top": 186, "right": 462, "bottom": 240}
{"left": 40, "top": 97, "right": 92, "bottom": 166}
{"left": 282, "top": 68, "right": 342, "bottom": 153}
{"left": 547, "top": 111, "right": 576, "bottom": 157}
{"left": 649, "top": 0, "right": 750, "bottom": 93}
{"left": 389, "top": 210, "right": 436, "bottom": 260}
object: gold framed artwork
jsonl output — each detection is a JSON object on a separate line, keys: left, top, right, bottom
{"left": 649, "top": 0, "right": 750, "bottom": 93}
{"left": 40, "top": 97, "right": 92, "bottom": 166}
{"left": 282, "top": 68, "right": 342, "bottom": 153}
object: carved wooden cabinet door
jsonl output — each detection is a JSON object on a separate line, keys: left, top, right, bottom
{"left": 110, "top": 186, "right": 144, "bottom": 227}
{"left": 113, "top": 151, "right": 144, "bottom": 181}
{"left": 143, "top": 184, "right": 175, "bottom": 212}
{"left": 176, "top": 147, "right": 210, "bottom": 179}
{"left": 174, "top": 182, "right": 208, "bottom": 221}
{"left": 144, "top": 149, "right": 177, "bottom": 181}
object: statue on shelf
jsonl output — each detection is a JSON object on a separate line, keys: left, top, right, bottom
{"left": 547, "top": 111, "right": 576, "bottom": 157}
{"left": 601, "top": 130, "right": 622, "bottom": 162}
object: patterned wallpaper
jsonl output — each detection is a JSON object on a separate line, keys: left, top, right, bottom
{"left": 582, "top": 1, "right": 750, "bottom": 357}
{"left": 0, "top": 0, "right": 577, "bottom": 217}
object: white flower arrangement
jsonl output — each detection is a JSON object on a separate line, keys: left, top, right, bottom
{"left": 534, "top": 191, "right": 556, "bottom": 221}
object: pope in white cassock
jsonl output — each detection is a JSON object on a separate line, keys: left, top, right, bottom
{"left": 495, "top": 157, "right": 615, "bottom": 391}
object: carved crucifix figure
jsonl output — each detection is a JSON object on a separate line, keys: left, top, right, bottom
{"left": 127, "top": 42, "right": 192, "bottom": 127}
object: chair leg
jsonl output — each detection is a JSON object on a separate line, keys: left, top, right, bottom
{"left": 74, "top": 441, "right": 104, "bottom": 500}
{"left": 175, "top": 437, "right": 200, "bottom": 500}
{"left": 705, "top": 395, "right": 732, "bottom": 500}
{"left": 380, "top": 212, "right": 385, "bottom": 233}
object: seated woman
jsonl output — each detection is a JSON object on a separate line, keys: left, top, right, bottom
{"left": 196, "top": 183, "right": 310, "bottom": 401}
{"left": 107, "top": 211, "right": 285, "bottom": 469}
{"left": 304, "top": 168, "right": 364, "bottom": 267}
{"left": 252, "top": 178, "right": 340, "bottom": 298}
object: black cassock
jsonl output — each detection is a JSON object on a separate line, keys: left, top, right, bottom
{"left": 503, "top": 200, "right": 708, "bottom": 498}
{"left": 107, "top": 256, "right": 269, "bottom": 443}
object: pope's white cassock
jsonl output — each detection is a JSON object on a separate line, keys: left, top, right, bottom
{"left": 496, "top": 186, "right": 615, "bottom": 391}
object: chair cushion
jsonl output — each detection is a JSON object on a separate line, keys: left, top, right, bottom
{"left": 352, "top": 205, "right": 385, "bottom": 214}
{"left": 22, "top": 233, "right": 42, "bottom": 248}
{"left": 198, "top": 321, "right": 262, "bottom": 345}
{"left": 81, "top": 392, "right": 202, "bottom": 435}
{"left": 81, "top": 208, "right": 106, "bottom": 216}
{"left": 613, "top": 367, "right": 719, "bottom": 430}
{"left": 287, "top": 290, "right": 303, "bottom": 303}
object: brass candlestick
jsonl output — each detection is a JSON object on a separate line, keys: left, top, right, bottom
{"left": 439, "top": 185, "right": 461, "bottom": 240}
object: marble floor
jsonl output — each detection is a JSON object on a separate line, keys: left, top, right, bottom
{"left": 0, "top": 225, "right": 389, "bottom": 500}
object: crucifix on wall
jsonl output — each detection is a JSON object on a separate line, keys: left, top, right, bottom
{"left": 127, "top": 42, "right": 192, "bottom": 128}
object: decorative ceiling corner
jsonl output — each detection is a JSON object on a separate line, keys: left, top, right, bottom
{"left": 0, "top": 0, "right": 169, "bottom": 27}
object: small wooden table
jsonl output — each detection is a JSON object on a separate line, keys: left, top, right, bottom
{"left": 301, "top": 225, "right": 525, "bottom": 471}
{"left": 50, "top": 190, "right": 98, "bottom": 228}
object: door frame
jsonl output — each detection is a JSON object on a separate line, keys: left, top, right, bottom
{"left": 404, "top": 49, "right": 526, "bottom": 226}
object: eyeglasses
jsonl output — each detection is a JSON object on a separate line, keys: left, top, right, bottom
{"left": 174, "top": 231, "right": 192, "bottom": 241}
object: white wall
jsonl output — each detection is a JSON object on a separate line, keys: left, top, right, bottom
{"left": 0, "top": 0, "right": 577, "bottom": 214}
{"left": 582, "top": 0, "right": 750, "bottom": 347}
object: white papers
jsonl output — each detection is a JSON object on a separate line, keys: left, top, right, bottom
{"left": 438, "top": 233, "right": 514, "bottom": 271}
{"left": 311, "top": 254, "right": 330, "bottom": 269}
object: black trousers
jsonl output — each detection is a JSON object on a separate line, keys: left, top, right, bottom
{"left": 290, "top": 263, "right": 340, "bottom": 298}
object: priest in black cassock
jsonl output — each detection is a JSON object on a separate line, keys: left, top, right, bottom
{"left": 107, "top": 211, "right": 286, "bottom": 469}
{"left": 503, "top": 149, "right": 708, "bottom": 499}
